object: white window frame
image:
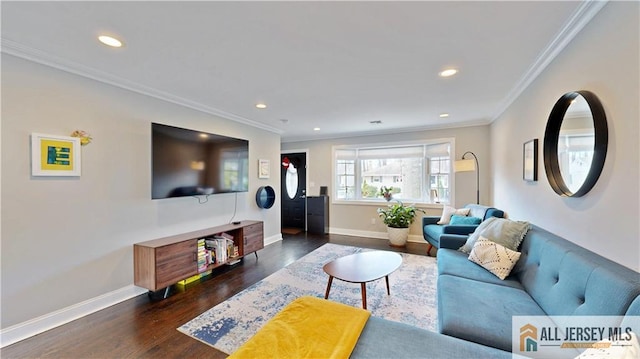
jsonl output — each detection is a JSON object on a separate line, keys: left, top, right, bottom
{"left": 331, "top": 138, "right": 456, "bottom": 207}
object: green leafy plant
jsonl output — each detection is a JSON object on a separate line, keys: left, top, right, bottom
{"left": 377, "top": 201, "right": 425, "bottom": 228}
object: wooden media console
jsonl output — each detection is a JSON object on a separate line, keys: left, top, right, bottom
{"left": 134, "top": 220, "right": 264, "bottom": 293}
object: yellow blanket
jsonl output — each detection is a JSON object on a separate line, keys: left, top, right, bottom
{"left": 228, "top": 296, "right": 371, "bottom": 359}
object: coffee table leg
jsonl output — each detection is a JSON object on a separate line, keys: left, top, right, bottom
{"left": 361, "top": 283, "right": 367, "bottom": 310}
{"left": 385, "top": 275, "right": 391, "bottom": 295}
{"left": 324, "top": 276, "right": 334, "bottom": 299}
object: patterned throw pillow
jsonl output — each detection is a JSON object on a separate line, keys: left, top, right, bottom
{"left": 468, "top": 236, "right": 521, "bottom": 280}
{"left": 437, "top": 206, "right": 471, "bottom": 225}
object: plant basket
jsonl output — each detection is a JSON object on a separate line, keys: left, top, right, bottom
{"left": 387, "top": 227, "right": 410, "bottom": 247}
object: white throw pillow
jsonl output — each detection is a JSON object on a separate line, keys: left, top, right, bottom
{"left": 437, "top": 206, "right": 471, "bottom": 225}
{"left": 468, "top": 236, "right": 521, "bottom": 280}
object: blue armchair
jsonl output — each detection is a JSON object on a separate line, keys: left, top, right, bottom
{"left": 422, "top": 204, "right": 504, "bottom": 255}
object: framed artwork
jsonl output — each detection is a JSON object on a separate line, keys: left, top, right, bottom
{"left": 31, "top": 133, "right": 81, "bottom": 176}
{"left": 258, "top": 159, "right": 270, "bottom": 179}
{"left": 523, "top": 139, "right": 538, "bottom": 182}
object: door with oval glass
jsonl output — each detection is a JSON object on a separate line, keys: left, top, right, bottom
{"left": 281, "top": 153, "right": 307, "bottom": 233}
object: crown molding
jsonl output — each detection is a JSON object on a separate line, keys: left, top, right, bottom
{"left": 491, "top": 0, "right": 608, "bottom": 122}
{"left": 280, "top": 118, "right": 492, "bottom": 144}
{"left": 0, "top": 38, "right": 283, "bottom": 135}
{"left": 1, "top": 1, "right": 606, "bottom": 139}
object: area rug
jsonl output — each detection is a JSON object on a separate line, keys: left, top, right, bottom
{"left": 177, "top": 243, "right": 438, "bottom": 354}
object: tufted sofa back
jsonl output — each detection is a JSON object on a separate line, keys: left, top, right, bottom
{"left": 513, "top": 225, "right": 640, "bottom": 321}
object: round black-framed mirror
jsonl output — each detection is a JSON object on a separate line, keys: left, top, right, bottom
{"left": 543, "top": 90, "right": 608, "bottom": 197}
{"left": 256, "top": 185, "right": 276, "bottom": 209}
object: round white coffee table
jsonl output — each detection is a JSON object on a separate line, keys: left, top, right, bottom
{"left": 323, "top": 251, "right": 402, "bottom": 309}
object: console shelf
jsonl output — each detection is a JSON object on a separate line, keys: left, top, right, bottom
{"left": 134, "top": 220, "right": 264, "bottom": 292}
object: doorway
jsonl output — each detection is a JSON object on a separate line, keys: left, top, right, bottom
{"left": 281, "top": 152, "right": 307, "bottom": 234}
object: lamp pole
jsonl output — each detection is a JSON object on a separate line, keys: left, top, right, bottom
{"left": 462, "top": 151, "right": 479, "bottom": 204}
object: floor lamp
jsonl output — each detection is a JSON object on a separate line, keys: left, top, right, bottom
{"left": 454, "top": 151, "right": 479, "bottom": 204}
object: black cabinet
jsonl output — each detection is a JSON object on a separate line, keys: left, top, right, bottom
{"left": 307, "top": 196, "right": 329, "bottom": 234}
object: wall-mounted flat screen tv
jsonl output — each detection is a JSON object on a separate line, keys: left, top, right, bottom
{"left": 152, "top": 123, "right": 249, "bottom": 199}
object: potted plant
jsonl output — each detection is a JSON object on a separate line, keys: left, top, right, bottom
{"left": 377, "top": 201, "right": 425, "bottom": 247}
{"left": 379, "top": 186, "right": 394, "bottom": 201}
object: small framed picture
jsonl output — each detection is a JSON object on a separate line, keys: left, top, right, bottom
{"left": 31, "top": 133, "right": 81, "bottom": 176}
{"left": 523, "top": 139, "right": 538, "bottom": 182}
{"left": 258, "top": 159, "right": 270, "bottom": 179}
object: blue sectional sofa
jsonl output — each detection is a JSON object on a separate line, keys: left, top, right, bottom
{"left": 355, "top": 223, "right": 639, "bottom": 357}
{"left": 422, "top": 204, "right": 504, "bottom": 254}
{"left": 235, "top": 222, "right": 639, "bottom": 358}
{"left": 436, "top": 224, "right": 640, "bottom": 352}
{"left": 350, "top": 316, "right": 509, "bottom": 358}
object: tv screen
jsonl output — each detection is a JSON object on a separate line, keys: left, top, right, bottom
{"left": 152, "top": 123, "right": 249, "bottom": 199}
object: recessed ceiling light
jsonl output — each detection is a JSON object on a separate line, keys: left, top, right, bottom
{"left": 98, "top": 35, "right": 123, "bottom": 48}
{"left": 199, "top": 133, "right": 209, "bottom": 139}
{"left": 313, "top": 127, "right": 320, "bottom": 131}
{"left": 439, "top": 68, "right": 458, "bottom": 77}
{"left": 439, "top": 113, "right": 450, "bottom": 118}
{"left": 255, "top": 103, "right": 267, "bottom": 109}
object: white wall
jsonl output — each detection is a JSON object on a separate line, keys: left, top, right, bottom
{"left": 490, "top": 1, "right": 639, "bottom": 271}
{"left": 282, "top": 125, "right": 491, "bottom": 240}
{"left": 1, "top": 54, "right": 282, "bottom": 329}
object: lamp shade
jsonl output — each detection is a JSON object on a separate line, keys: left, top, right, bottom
{"left": 454, "top": 159, "right": 476, "bottom": 172}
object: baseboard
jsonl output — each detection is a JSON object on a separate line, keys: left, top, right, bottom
{"left": 329, "top": 227, "right": 426, "bottom": 243}
{"left": 0, "top": 285, "right": 148, "bottom": 348}
{"left": 1, "top": 233, "right": 283, "bottom": 348}
{"left": 264, "top": 233, "right": 282, "bottom": 246}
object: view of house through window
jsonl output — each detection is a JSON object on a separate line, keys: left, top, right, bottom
{"left": 334, "top": 140, "right": 453, "bottom": 204}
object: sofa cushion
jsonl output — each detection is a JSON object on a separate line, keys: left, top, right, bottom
{"left": 350, "top": 316, "right": 511, "bottom": 359}
{"left": 437, "top": 249, "right": 524, "bottom": 289}
{"left": 423, "top": 225, "right": 444, "bottom": 246}
{"left": 468, "top": 237, "right": 521, "bottom": 280}
{"left": 623, "top": 297, "right": 640, "bottom": 326}
{"left": 437, "top": 275, "right": 547, "bottom": 352}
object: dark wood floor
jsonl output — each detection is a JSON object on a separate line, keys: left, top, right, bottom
{"left": 2, "top": 233, "right": 428, "bottom": 358}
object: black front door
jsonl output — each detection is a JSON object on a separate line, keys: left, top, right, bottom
{"left": 281, "top": 153, "right": 307, "bottom": 231}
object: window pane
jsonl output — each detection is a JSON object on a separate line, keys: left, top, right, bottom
{"left": 441, "top": 159, "right": 450, "bottom": 173}
{"left": 333, "top": 140, "right": 452, "bottom": 203}
{"left": 285, "top": 166, "right": 299, "bottom": 199}
{"left": 346, "top": 163, "right": 355, "bottom": 173}
{"left": 336, "top": 159, "right": 356, "bottom": 199}
{"left": 430, "top": 160, "right": 439, "bottom": 173}
{"left": 360, "top": 157, "right": 423, "bottom": 200}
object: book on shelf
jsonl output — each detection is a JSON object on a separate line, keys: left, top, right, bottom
{"left": 202, "top": 232, "right": 236, "bottom": 264}
{"left": 197, "top": 238, "right": 208, "bottom": 272}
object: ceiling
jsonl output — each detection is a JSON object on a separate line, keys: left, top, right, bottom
{"left": 1, "top": 1, "right": 605, "bottom": 142}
